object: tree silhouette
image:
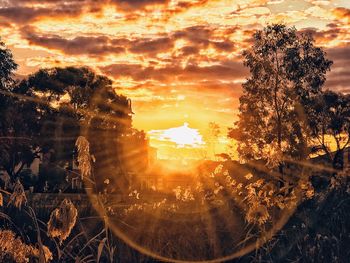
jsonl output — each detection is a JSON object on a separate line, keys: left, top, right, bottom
{"left": 308, "top": 90, "right": 350, "bottom": 169}
{"left": 229, "top": 24, "right": 332, "bottom": 172}
{"left": 0, "top": 39, "right": 17, "bottom": 90}
{"left": 0, "top": 39, "right": 36, "bottom": 178}
{"left": 17, "top": 66, "right": 132, "bottom": 189}
{"left": 0, "top": 53, "right": 133, "bottom": 186}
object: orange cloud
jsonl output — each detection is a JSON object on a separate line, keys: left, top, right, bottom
{"left": 0, "top": 0, "right": 349, "bottom": 157}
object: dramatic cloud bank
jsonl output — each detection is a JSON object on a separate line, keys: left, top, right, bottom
{"left": 0, "top": 0, "right": 349, "bottom": 156}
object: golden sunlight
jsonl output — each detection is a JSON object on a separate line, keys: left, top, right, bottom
{"left": 0, "top": 0, "right": 349, "bottom": 262}
{"left": 148, "top": 122, "right": 204, "bottom": 148}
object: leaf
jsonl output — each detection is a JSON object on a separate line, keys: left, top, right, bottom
{"left": 97, "top": 237, "right": 107, "bottom": 263}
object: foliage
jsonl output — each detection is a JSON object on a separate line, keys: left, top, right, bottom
{"left": 8, "top": 179, "right": 27, "bottom": 210}
{"left": 0, "top": 39, "right": 39, "bottom": 179}
{"left": 15, "top": 66, "right": 133, "bottom": 190}
{"left": 307, "top": 90, "right": 350, "bottom": 168}
{"left": 229, "top": 24, "right": 332, "bottom": 165}
{"left": 75, "top": 136, "right": 92, "bottom": 179}
{"left": 0, "top": 38, "right": 17, "bottom": 90}
{"left": 0, "top": 229, "right": 52, "bottom": 263}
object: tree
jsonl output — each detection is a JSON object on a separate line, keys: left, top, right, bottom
{"left": 229, "top": 24, "right": 332, "bottom": 171}
{"left": 308, "top": 91, "right": 350, "bottom": 169}
{"left": 0, "top": 38, "right": 35, "bottom": 178}
{"left": 17, "top": 66, "right": 133, "bottom": 190}
{"left": 0, "top": 38, "right": 17, "bottom": 90}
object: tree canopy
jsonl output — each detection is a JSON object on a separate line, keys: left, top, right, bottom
{"left": 307, "top": 90, "right": 350, "bottom": 168}
{"left": 0, "top": 42, "right": 133, "bottom": 182}
{"left": 0, "top": 39, "right": 33, "bottom": 178}
{"left": 17, "top": 67, "right": 133, "bottom": 187}
{"left": 0, "top": 39, "right": 17, "bottom": 90}
{"left": 229, "top": 24, "right": 333, "bottom": 167}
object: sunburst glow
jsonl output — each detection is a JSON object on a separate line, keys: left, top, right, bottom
{"left": 148, "top": 122, "right": 204, "bottom": 148}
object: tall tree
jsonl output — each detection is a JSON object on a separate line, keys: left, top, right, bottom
{"left": 229, "top": 24, "right": 332, "bottom": 170}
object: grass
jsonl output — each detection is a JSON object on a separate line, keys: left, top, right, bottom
{"left": 0, "top": 160, "right": 348, "bottom": 262}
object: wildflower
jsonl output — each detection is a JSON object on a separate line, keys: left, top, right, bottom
{"left": 182, "top": 187, "right": 194, "bottom": 201}
{"left": 173, "top": 186, "right": 182, "bottom": 200}
{"left": 230, "top": 179, "right": 237, "bottom": 187}
{"left": 75, "top": 136, "right": 92, "bottom": 179}
{"left": 245, "top": 203, "right": 270, "bottom": 225}
{"left": 32, "top": 245, "right": 53, "bottom": 263}
{"left": 47, "top": 198, "right": 78, "bottom": 243}
{"left": 214, "top": 184, "right": 223, "bottom": 195}
{"left": 245, "top": 183, "right": 256, "bottom": 197}
{"left": 305, "top": 188, "right": 314, "bottom": 199}
{"left": 245, "top": 173, "right": 253, "bottom": 180}
{"left": 8, "top": 179, "right": 27, "bottom": 210}
{"left": 214, "top": 164, "right": 223, "bottom": 174}
{"left": 42, "top": 245, "right": 53, "bottom": 262}
{"left": 195, "top": 182, "right": 204, "bottom": 192}
{"left": 284, "top": 190, "right": 297, "bottom": 209}
{"left": 0, "top": 229, "right": 52, "bottom": 263}
{"left": 128, "top": 190, "right": 140, "bottom": 199}
{"left": 299, "top": 180, "right": 314, "bottom": 199}
{"left": 254, "top": 179, "right": 264, "bottom": 188}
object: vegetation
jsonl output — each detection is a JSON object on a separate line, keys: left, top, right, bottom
{"left": 229, "top": 24, "right": 333, "bottom": 168}
{"left": 0, "top": 24, "right": 349, "bottom": 263}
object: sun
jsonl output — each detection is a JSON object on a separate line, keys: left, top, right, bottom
{"left": 149, "top": 123, "right": 204, "bottom": 148}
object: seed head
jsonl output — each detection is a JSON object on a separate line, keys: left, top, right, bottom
{"left": 47, "top": 198, "right": 78, "bottom": 243}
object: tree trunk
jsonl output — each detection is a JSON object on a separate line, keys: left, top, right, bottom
{"left": 333, "top": 149, "right": 344, "bottom": 170}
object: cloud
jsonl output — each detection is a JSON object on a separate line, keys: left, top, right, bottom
{"left": 179, "top": 46, "right": 200, "bottom": 56}
{"left": 19, "top": 23, "right": 238, "bottom": 59}
{"left": 0, "top": 2, "right": 89, "bottom": 23}
{"left": 300, "top": 26, "right": 345, "bottom": 44}
{"left": 173, "top": 25, "right": 237, "bottom": 52}
{"left": 20, "top": 26, "right": 125, "bottom": 56}
{"left": 111, "top": 0, "right": 170, "bottom": 10}
{"left": 324, "top": 46, "right": 350, "bottom": 93}
{"left": 174, "top": 26, "right": 212, "bottom": 47}
{"left": 0, "top": 0, "right": 173, "bottom": 24}
{"left": 129, "top": 37, "right": 174, "bottom": 54}
{"left": 332, "top": 7, "right": 350, "bottom": 20}
{"left": 100, "top": 60, "right": 247, "bottom": 82}
{"left": 0, "top": 20, "right": 11, "bottom": 27}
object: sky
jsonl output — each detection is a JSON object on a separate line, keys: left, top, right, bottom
{"left": 0, "top": 0, "right": 349, "bottom": 159}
